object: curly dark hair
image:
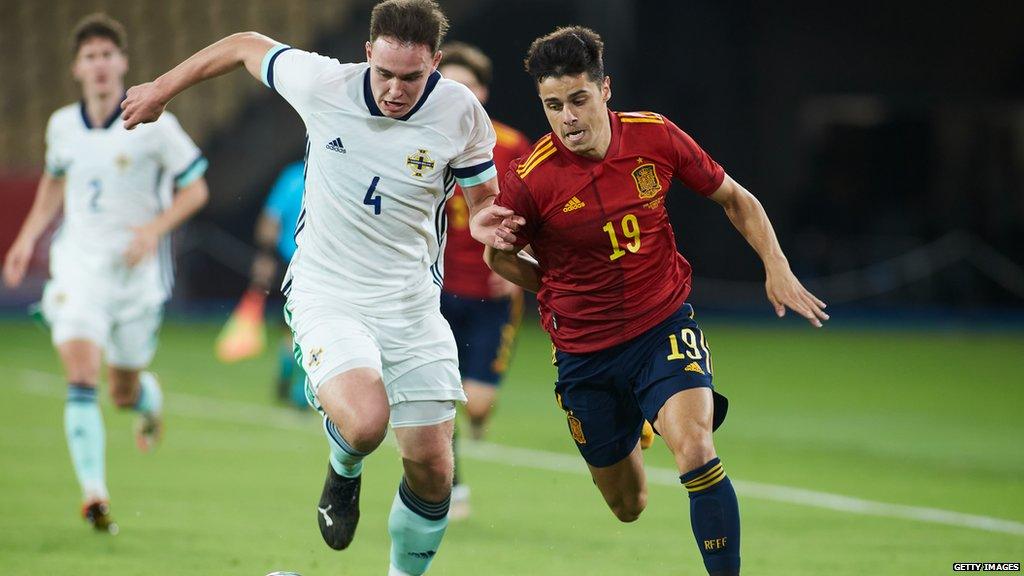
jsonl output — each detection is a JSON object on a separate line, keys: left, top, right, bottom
{"left": 370, "top": 0, "right": 449, "bottom": 53}
{"left": 524, "top": 26, "right": 604, "bottom": 84}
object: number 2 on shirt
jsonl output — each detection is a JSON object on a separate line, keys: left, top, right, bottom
{"left": 88, "top": 178, "right": 102, "bottom": 212}
{"left": 364, "top": 176, "right": 382, "bottom": 215}
{"left": 603, "top": 213, "right": 641, "bottom": 260}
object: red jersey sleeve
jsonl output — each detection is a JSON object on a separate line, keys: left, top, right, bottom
{"left": 495, "top": 166, "right": 541, "bottom": 249}
{"left": 664, "top": 118, "right": 725, "bottom": 196}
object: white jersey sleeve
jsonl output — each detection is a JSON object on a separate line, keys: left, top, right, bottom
{"left": 449, "top": 93, "right": 497, "bottom": 188}
{"left": 260, "top": 44, "right": 359, "bottom": 118}
{"left": 44, "top": 112, "right": 69, "bottom": 177}
{"left": 154, "top": 112, "right": 207, "bottom": 188}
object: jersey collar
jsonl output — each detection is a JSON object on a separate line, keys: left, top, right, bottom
{"left": 79, "top": 94, "right": 126, "bottom": 130}
{"left": 550, "top": 109, "right": 622, "bottom": 167}
{"left": 362, "top": 68, "right": 441, "bottom": 121}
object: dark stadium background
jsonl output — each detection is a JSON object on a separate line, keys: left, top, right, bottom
{"left": 1, "top": 0, "right": 1022, "bottom": 317}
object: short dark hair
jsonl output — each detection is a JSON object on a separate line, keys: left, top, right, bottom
{"left": 71, "top": 13, "right": 127, "bottom": 56}
{"left": 524, "top": 26, "right": 604, "bottom": 84}
{"left": 369, "top": 0, "right": 449, "bottom": 53}
{"left": 439, "top": 42, "right": 492, "bottom": 87}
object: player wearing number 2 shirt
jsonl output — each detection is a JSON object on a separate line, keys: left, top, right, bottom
{"left": 488, "top": 27, "right": 829, "bottom": 576}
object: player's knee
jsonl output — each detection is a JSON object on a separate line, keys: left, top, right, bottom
{"left": 465, "top": 402, "right": 491, "bottom": 424}
{"left": 321, "top": 401, "right": 389, "bottom": 453}
{"left": 609, "top": 491, "right": 647, "bottom": 523}
{"left": 677, "top": 432, "right": 716, "bottom": 471}
{"left": 344, "top": 419, "right": 389, "bottom": 453}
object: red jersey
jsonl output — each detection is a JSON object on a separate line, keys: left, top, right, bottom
{"left": 495, "top": 111, "right": 724, "bottom": 353}
{"left": 443, "top": 119, "right": 533, "bottom": 299}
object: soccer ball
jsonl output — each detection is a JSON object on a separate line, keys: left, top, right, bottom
{"left": 266, "top": 572, "right": 301, "bottom": 576}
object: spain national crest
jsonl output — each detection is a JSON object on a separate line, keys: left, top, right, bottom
{"left": 632, "top": 162, "right": 662, "bottom": 199}
{"left": 406, "top": 149, "right": 436, "bottom": 178}
{"left": 567, "top": 413, "right": 586, "bottom": 444}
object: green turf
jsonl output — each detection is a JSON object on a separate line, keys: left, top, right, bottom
{"left": 0, "top": 317, "right": 1021, "bottom": 575}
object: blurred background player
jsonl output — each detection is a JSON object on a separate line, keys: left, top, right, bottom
{"left": 1, "top": 14, "right": 209, "bottom": 533}
{"left": 486, "top": 27, "right": 828, "bottom": 576}
{"left": 436, "top": 41, "right": 532, "bottom": 521}
{"left": 246, "top": 158, "right": 307, "bottom": 408}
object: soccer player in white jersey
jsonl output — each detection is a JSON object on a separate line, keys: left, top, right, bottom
{"left": 2, "top": 14, "right": 209, "bottom": 533}
{"left": 121, "top": 1, "right": 519, "bottom": 574}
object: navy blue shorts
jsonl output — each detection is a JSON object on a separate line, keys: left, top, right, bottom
{"left": 553, "top": 303, "right": 728, "bottom": 467}
{"left": 440, "top": 291, "right": 523, "bottom": 385}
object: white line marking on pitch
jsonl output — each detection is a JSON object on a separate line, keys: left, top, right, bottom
{"left": 9, "top": 367, "right": 1024, "bottom": 537}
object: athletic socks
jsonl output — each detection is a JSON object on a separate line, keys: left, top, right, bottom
{"left": 134, "top": 372, "right": 163, "bottom": 415}
{"left": 681, "top": 458, "right": 741, "bottom": 575}
{"left": 388, "top": 477, "right": 450, "bottom": 576}
{"left": 64, "top": 384, "right": 108, "bottom": 501}
{"left": 322, "top": 416, "right": 366, "bottom": 478}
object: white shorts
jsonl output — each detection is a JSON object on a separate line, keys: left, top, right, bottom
{"left": 285, "top": 294, "right": 465, "bottom": 415}
{"left": 41, "top": 276, "right": 163, "bottom": 370}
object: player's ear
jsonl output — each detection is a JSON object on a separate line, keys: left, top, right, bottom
{"left": 602, "top": 75, "right": 612, "bottom": 102}
{"left": 364, "top": 41, "right": 373, "bottom": 62}
{"left": 431, "top": 50, "right": 442, "bottom": 70}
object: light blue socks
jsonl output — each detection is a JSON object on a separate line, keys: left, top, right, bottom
{"left": 323, "top": 416, "right": 366, "bottom": 478}
{"left": 134, "top": 371, "right": 163, "bottom": 415}
{"left": 388, "top": 477, "right": 450, "bottom": 575}
{"left": 64, "top": 384, "right": 107, "bottom": 501}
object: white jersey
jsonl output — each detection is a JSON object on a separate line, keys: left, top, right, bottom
{"left": 261, "top": 45, "right": 497, "bottom": 317}
{"left": 44, "top": 102, "right": 206, "bottom": 303}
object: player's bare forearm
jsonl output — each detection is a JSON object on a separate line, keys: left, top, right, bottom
{"left": 250, "top": 213, "right": 281, "bottom": 289}
{"left": 709, "top": 175, "right": 786, "bottom": 267}
{"left": 123, "top": 32, "right": 277, "bottom": 128}
{"left": 463, "top": 178, "right": 525, "bottom": 250}
{"left": 484, "top": 245, "right": 541, "bottom": 292}
{"left": 125, "top": 178, "right": 209, "bottom": 267}
{"left": 147, "top": 178, "right": 209, "bottom": 237}
{"left": 462, "top": 177, "right": 499, "bottom": 217}
{"left": 709, "top": 174, "right": 829, "bottom": 326}
{"left": 14, "top": 173, "right": 65, "bottom": 246}
{"left": 3, "top": 174, "right": 63, "bottom": 286}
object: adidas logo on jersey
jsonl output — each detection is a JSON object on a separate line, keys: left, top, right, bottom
{"left": 685, "top": 361, "right": 705, "bottom": 375}
{"left": 562, "top": 196, "right": 586, "bottom": 213}
{"left": 326, "top": 137, "right": 346, "bottom": 154}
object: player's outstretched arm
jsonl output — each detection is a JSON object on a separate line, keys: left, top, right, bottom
{"left": 122, "top": 32, "right": 278, "bottom": 129}
{"left": 483, "top": 245, "right": 541, "bottom": 293}
{"left": 125, "top": 177, "right": 209, "bottom": 267}
{"left": 463, "top": 178, "right": 525, "bottom": 251}
{"left": 708, "top": 175, "right": 829, "bottom": 327}
{"left": 3, "top": 173, "right": 64, "bottom": 288}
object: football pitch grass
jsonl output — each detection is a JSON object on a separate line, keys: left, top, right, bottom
{"left": 1, "top": 316, "right": 1022, "bottom": 575}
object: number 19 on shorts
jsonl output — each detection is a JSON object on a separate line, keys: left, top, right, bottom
{"left": 666, "top": 328, "right": 713, "bottom": 375}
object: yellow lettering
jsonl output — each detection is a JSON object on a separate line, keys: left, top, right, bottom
{"left": 667, "top": 334, "right": 687, "bottom": 361}
{"left": 703, "top": 537, "right": 727, "bottom": 550}
{"left": 603, "top": 214, "right": 642, "bottom": 261}
{"left": 602, "top": 221, "right": 627, "bottom": 261}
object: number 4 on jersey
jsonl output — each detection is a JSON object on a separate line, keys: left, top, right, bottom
{"left": 364, "top": 176, "right": 382, "bottom": 215}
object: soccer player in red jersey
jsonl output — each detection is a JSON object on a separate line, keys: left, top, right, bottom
{"left": 436, "top": 42, "right": 533, "bottom": 520}
{"left": 481, "top": 27, "right": 828, "bottom": 576}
